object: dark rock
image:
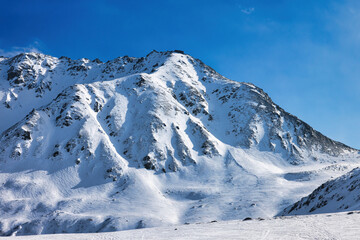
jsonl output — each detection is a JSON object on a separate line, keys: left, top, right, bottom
{"left": 174, "top": 50, "right": 185, "bottom": 54}
{"left": 135, "top": 76, "right": 146, "bottom": 87}
{"left": 67, "top": 65, "right": 87, "bottom": 72}
{"left": 143, "top": 155, "right": 155, "bottom": 170}
{"left": 92, "top": 58, "right": 102, "bottom": 63}
{"left": 7, "top": 66, "right": 22, "bottom": 81}
{"left": 21, "top": 130, "right": 31, "bottom": 140}
{"left": 93, "top": 101, "right": 102, "bottom": 112}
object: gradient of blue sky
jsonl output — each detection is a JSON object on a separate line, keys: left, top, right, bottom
{"left": 0, "top": 0, "right": 359, "bottom": 148}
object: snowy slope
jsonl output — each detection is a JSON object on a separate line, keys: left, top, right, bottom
{"left": 0, "top": 51, "right": 359, "bottom": 236}
{"left": 6, "top": 211, "right": 360, "bottom": 240}
{"left": 280, "top": 167, "right": 360, "bottom": 216}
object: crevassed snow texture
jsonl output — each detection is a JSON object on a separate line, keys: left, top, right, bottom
{"left": 0, "top": 51, "right": 359, "bottom": 235}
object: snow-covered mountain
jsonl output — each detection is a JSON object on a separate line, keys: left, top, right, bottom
{"left": 280, "top": 167, "right": 360, "bottom": 216}
{"left": 0, "top": 51, "right": 359, "bottom": 236}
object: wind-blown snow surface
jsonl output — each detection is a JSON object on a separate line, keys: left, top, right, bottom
{"left": 0, "top": 51, "right": 359, "bottom": 235}
{"left": 6, "top": 212, "right": 360, "bottom": 239}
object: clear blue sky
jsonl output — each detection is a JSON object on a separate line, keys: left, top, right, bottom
{"left": 0, "top": 0, "right": 359, "bottom": 149}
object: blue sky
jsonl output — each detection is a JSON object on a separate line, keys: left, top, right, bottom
{"left": 0, "top": 0, "right": 359, "bottom": 149}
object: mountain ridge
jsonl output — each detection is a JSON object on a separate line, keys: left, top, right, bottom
{"left": 280, "top": 167, "right": 360, "bottom": 216}
{"left": 1, "top": 51, "right": 357, "bottom": 152}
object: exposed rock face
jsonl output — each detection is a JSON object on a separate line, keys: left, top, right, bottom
{"left": 0, "top": 51, "right": 359, "bottom": 236}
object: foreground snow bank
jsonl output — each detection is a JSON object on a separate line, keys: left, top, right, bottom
{"left": 7, "top": 211, "right": 360, "bottom": 240}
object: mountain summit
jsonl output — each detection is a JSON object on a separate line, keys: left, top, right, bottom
{"left": 0, "top": 51, "right": 359, "bottom": 235}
